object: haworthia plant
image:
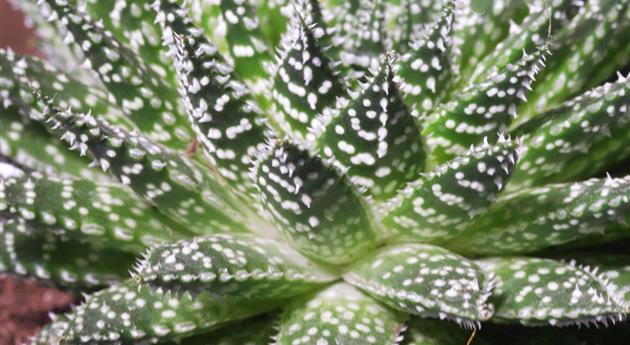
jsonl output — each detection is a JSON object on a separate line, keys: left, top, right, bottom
{"left": 2, "top": 0, "right": 629, "bottom": 343}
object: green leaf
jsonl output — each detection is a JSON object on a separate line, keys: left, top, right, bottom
{"left": 59, "top": 281, "right": 280, "bottom": 344}
{"left": 42, "top": 0, "right": 193, "bottom": 150}
{"left": 155, "top": 0, "right": 272, "bottom": 199}
{"left": 38, "top": 94, "right": 253, "bottom": 235}
{"left": 470, "top": 0, "right": 579, "bottom": 81}
{"left": 478, "top": 257, "right": 628, "bottom": 326}
{"left": 396, "top": 0, "right": 445, "bottom": 50}
{"left": 80, "top": 0, "right": 178, "bottom": 89}
{"left": 519, "top": 0, "right": 630, "bottom": 120}
{"left": 271, "top": 14, "right": 346, "bottom": 140}
{"left": 564, "top": 253, "right": 630, "bottom": 305}
{"left": 423, "top": 44, "right": 549, "bottom": 164}
{"left": 1, "top": 171, "right": 180, "bottom": 252}
{"left": 337, "top": 0, "right": 388, "bottom": 81}
{"left": 0, "top": 217, "right": 134, "bottom": 288}
{"left": 253, "top": 141, "right": 377, "bottom": 265}
{"left": 344, "top": 244, "right": 494, "bottom": 326}
{"left": 165, "top": 317, "right": 277, "bottom": 345}
{"left": 134, "top": 233, "right": 334, "bottom": 298}
{"left": 28, "top": 314, "right": 70, "bottom": 345}
{"left": 218, "top": 0, "right": 272, "bottom": 91}
{"left": 276, "top": 283, "right": 406, "bottom": 345}
{"left": 510, "top": 74, "right": 630, "bottom": 189}
{"left": 398, "top": 1, "right": 455, "bottom": 117}
{"left": 401, "top": 317, "right": 484, "bottom": 345}
{"left": 381, "top": 138, "right": 519, "bottom": 243}
{"left": 315, "top": 54, "right": 425, "bottom": 199}
{"left": 448, "top": 176, "right": 630, "bottom": 256}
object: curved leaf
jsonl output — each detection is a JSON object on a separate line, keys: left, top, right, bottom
{"left": 59, "top": 281, "right": 280, "bottom": 344}
{"left": 1, "top": 171, "right": 180, "bottom": 252}
{"left": 275, "top": 283, "right": 406, "bottom": 345}
{"left": 253, "top": 141, "right": 377, "bottom": 265}
{"left": 479, "top": 257, "right": 628, "bottom": 326}
{"left": 316, "top": 54, "right": 425, "bottom": 199}
{"left": 0, "top": 217, "right": 133, "bottom": 288}
{"left": 134, "top": 233, "right": 334, "bottom": 298}
{"left": 344, "top": 244, "right": 494, "bottom": 327}
{"left": 448, "top": 176, "right": 630, "bottom": 256}
{"left": 381, "top": 138, "right": 519, "bottom": 243}
{"left": 401, "top": 317, "right": 484, "bottom": 345}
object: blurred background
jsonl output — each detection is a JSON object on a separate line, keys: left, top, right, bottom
{"left": 1, "top": 1, "right": 74, "bottom": 345}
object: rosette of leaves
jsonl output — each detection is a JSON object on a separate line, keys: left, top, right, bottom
{"left": 1, "top": 0, "right": 630, "bottom": 344}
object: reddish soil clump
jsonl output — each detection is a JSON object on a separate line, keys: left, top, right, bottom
{"left": 0, "top": 276, "right": 74, "bottom": 345}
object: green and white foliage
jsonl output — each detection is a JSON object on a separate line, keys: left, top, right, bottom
{"left": 275, "top": 283, "right": 406, "bottom": 345}
{"left": 4, "top": 0, "right": 630, "bottom": 343}
{"left": 479, "top": 257, "right": 628, "bottom": 326}
{"left": 0, "top": 217, "right": 134, "bottom": 288}
{"left": 423, "top": 44, "right": 549, "bottom": 164}
{"left": 316, "top": 54, "right": 425, "bottom": 199}
{"left": 271, "top": 13, "right": 346, "bottom": 141}
{"left": 510, "top": 73, "right": 630, "bottom": 188}
{"left": 344, "top": 244, "right": 494, "bottom": 327}
{"left": 449, "top": 176, "right": 630, "bottom": 256}
{"left": 1, "top": 171, "right": 179, "bottom": 252}
{"left": 253, "top": 141, "right": 377, "bottom": 264}
{"left": 134, "top": 233, "right": 333, "bottom": 297}
{"left": 397, "top": 0, "right": 454, "bottom": 117}
{"left": 381, "top": 138, "right": 519, "bottom": 243}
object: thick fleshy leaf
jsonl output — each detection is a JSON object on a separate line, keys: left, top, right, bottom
{"left": 167, "top": 317, "right": 277, "bottom": 345}
{"left": 155, "top": 0, "right": 271, "bottom": 198}
{"left": 0, "top": 49, "right": 124, "bottom": 127}
{"left": 398, "top": 1, "right": 455, "bottom": 117}
{"left": 479, "top": 257, "right": 628, "bottom": 326}
{"left": 253, "top": 141, "right": 377, "bottom": 265}
{"left": 315, "top": 54, "right": 425, "bottom": 199}
{"left": 337, "top": 0, "right": 388, "bottom": 81}
{"left": 344, "top": 244, "right": 494, "bottom": 327}
{"left": 510, "top": 74, "right": 630, "bottom": 189}
{"left": 520, "top": 0, "right": 630, "bottom": 120}
{"left": 455, "top": 0, "right": 531, "bottom": 81}
{"left": 381, "top": 138, "right": 519, "bottom": 243}
{"left": 218, "top": 0, "right": 272, "bottom": 92}
{"left": 448, "top": 176, "right": 630, "bottom": 256}
{"left": 471, "top": 0, "right": 580, "bottom": 81}
{"left": 28, "top": 314, "right": 70, "bottom": 345}
{"left": 396, "top": 0, "right": 444, "bottom": 50}
{"left": 59, "top": 281, "right": 281, "bottom": 344}
{"left": 564, "top": 253, "right": 630, "bottom": 305}
{"left": 134, "top": 233, "right": 334, "bottom": 298}
{"left": 42, "top": 0, "right": 192, "bottom": 150}
{"left": 38, "top": 95, "right": 252, "bottom": 235}
{"left": 271, "top": 15, "right": 346, "bottom": 140}
{"left": 0, "top": 105, "right": 108, "bottom": 181}
{"left": 81, "top": 0, "right": 178, "bottom": 88}
{"left": 400, "top": 317, "right": 484, "bottom": 345}
{"left": 0, "top": 217, "right": 133, "bottom": 288}
{"left": 423, "top": 44, "right": 548, "bottom": 164}
{"left": 275, "top": 283, "right": 406, "bottom": 345}
{"left": 0, "top": 171, "right": 179, "bottom": 252}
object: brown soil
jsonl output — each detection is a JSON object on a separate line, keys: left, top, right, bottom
{"left": 0, "top": 276, "right": 74, "bottom": 345}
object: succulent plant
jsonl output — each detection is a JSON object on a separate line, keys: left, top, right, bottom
{"left": 1, "top": 0, "right": 630, "bottom": 344}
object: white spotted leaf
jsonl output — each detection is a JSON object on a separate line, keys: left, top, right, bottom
{"left": 0, "top": 217, "right": 134, "bottom": 288}
{"left": 316, "top": 54, "right": 425, "bottom": 199}
{"left": 381, "top": 138, "right": 520, "bottom": 243}
{"left": 42, "top": 0, "right": 193, "bottom": 150}
{"left": 423, "top": 44, "right": 549, "bottom": 164}
{"left": 271, "top": 14, "right": 346, "bottom": 140}
{"left": 478, "top": 257, "right": 628, "bottom": 326}
{"left": 134, "top": 233, "right": 334, "bottom": 298}
{"left": 275, "top": 283, "right": 407, "bottom": 345}
{"left": 448, "top": 176, "right": 630, "bottom": 256}
{"left": 343, "top": 244, "right": 495, "bottom": 327}
{"left": 0, "top": 171, "right": 180, "bottom": 252}
{"left": 253, "top": 141, "right": 378, "bottom": 265}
